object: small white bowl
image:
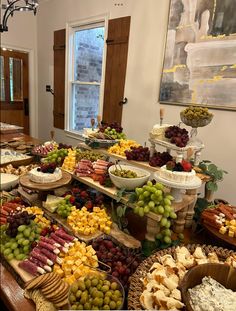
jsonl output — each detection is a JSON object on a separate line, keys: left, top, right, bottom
{"left": 0, "top": 173, "right": 19, "bottom": 190}
{"left": 108, "top": 164, "right": 150, "bottom": 190}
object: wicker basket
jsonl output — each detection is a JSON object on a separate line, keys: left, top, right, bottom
{"left": 128, "top": 244, "right": 235, "bottom": 310}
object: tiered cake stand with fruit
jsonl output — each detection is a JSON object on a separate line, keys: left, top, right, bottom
{"left": 149, "top": 138, "right": 204, "bottom": 166}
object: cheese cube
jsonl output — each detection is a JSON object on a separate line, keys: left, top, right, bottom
{"left": 219, "top": 226, "right": 227, "bottom": 234}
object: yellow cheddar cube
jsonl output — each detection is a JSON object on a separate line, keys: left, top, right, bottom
{"left": 228, "top": 230, "right": 234, "bottom": 237}
{"left": 219, "top": 226, "right": 227, "bottom": 235}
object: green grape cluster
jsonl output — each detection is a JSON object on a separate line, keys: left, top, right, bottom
{"left": 56, "top": 195, "right": 73, "bottom": 219}
{"left": 104, "top": 127, "right": 126, "bottom": 140}
{"left": 76, "top": 150, "right": 105, "bottom": 162}
{"left": 0, "top": 222, "right": 41, "bottom": 261}
{"left": 44, "top": 148, "right": 68, "bottom": 164}
{"left": 133, "top": 181, "right": 178, "bottom": 246}
{"left": 111, "top": 169, "right": 138, "bottom": 178}
{"left": 134, "top": 181, "right": 176, "bottom": 217}
{"left": 69, "top": 275, "right": 123, "bottom": 310}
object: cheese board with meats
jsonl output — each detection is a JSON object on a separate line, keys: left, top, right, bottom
{"left": 201, "top": 203, "right": 236, "bottom": 248}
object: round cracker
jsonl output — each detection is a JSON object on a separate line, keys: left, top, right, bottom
{"left": 25, "top": 273, "right": 51, "bottom": 291}
{"left": 54, "top": 297, "right": 69, "bottom": 308}
{"left": 50, "top": 283, "right": 69, "bottom": 302}
{"left": 41, "top": 275, "right": 61, "bottom": 293}
{"left": 43, "top": 280, "right": 65, "bottom": 298}
{"left": 41, "top": 279, "right": 62, "bottom": 296}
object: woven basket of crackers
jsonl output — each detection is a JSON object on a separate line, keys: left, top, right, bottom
{"left": 68, "top": 269, "right": 125, "bottom": 310}
{"left": 24, "top": 272, "right": 70, "bottom": 310}
{"left": 128, "top": 244, "right": 236, "bottom": 310}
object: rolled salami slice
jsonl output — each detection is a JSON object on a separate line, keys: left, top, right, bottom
{"left": 40, "top": 248, "right": 62, "bottom": 264}
{"left": 19, "top": 260, "right": 45, "bottom": 276}
{"left": 40, "top": 236, "right": 61, "bottom": 248}
{"left": 55, "top": 229, "right": 77, "bottom": 242}
{"left": 29, "top": 257, "right": 52, "bottom": 272}
{"left": 38, "top": 241, "right": 60, "bottom": 254}
{"left": 31, "top": 249, "right": 53, "bottom": 266}
{"left": 50, "top": 233, "right": 69, "bottom": 248}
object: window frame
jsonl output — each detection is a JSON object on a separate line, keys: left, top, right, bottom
{"left": 65, "top": 14, "right": 109, "bottom": 136}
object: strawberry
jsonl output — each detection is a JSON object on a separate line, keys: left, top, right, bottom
{"left": 85, "top": 200, "right": 93, "bottom": 210}
{"left": 69, "top": 196, "right": 75, "bottom": 204}
{"left": 181, "top": 160, "right": 192, "bottom": 172}
{"left": 80, "top": 191, "right": 89, "bottom": 198}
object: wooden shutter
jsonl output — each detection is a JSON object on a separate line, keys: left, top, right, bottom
{"left": 53, "top": 29, "right": 66, "bottom": 129}
{"left": 102, "top": 16, "right": 131, "bottom": 124}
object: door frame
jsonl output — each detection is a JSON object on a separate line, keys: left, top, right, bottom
{"left": 1, "top": 44, "right": 38, "bottom": 137}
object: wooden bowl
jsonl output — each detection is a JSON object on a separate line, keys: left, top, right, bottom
{"left": 180, "top": 263, "right": 236, "bottom": 311}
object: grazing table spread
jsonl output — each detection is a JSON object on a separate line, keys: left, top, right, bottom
{"left": 0, "top": 113, "right": 235, "bottom": 311}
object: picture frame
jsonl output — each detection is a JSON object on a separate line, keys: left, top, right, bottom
{"left": 159, "top": 0, "right": 236, "bottom": 111}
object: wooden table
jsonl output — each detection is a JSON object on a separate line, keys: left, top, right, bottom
{"left": 1, "top": 224, "right": 235, "bottom": 311}
{"left": 0, "top": 263, "right": 34, "bottom": 311}
{"left": 0, "top": 133, "right": 41, "bottom": 145}
{"left": 0, "top": 133, "right": 39, "bottom": 310}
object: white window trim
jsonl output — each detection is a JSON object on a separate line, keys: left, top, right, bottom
{"left": 65, "top": 13, "right": 109, "bottom": 139}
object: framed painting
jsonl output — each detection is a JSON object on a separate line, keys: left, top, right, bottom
{"left": 159, "top": 0, "right": 236, "bottom": 111}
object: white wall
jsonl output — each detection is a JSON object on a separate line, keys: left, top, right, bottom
{"left": 1, "top": 9, "right": 38, "bottom": 137}
{"left": 37, "top": 0, "right": 236, "bottom": 204}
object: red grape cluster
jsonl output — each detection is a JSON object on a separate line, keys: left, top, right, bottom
{"left": 92, "top": 238, "right": 141, "bottom": 289}
{"left": 6, "top": 211, "right": 35, "bottom": 237}
{"left": 125, "top": 146, "right": 150, "bottom": 161}
{"left": 149, "top": 151, "right": 173, "bottom": 167}
{"left": 165, "top": 126, "right": 189, "bottom": 147}
{"left": 58, "top": 143, "right": 72, "bottom": 149}
{"left": 37, "top": 163, "right": 57, "bottom": 174}
{"left": 99, "top": 122, "right": 123, "bottom": 133}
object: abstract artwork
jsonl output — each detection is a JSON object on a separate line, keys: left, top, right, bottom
{"left": 159, "top": 0, "right": 236, "bottom": 110}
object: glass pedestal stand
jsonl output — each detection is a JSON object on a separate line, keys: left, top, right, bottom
{"left": 189, "top": 127, "right": 203, "bottom": 148}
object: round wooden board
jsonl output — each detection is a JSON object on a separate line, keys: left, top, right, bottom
{"left": 19, "top": 170, "right": 72, "bottom": 191}
{"left": 203, "top": 223, "right": 236, "bottom": 249}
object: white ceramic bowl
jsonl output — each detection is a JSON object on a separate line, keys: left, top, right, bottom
{"left": 108, "top": 164, "right": 150, "bottom": 190}
{"left": 0, "top": 173, "right": 19, "bottom": 191}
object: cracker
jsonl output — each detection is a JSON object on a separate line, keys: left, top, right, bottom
{"left": 41, "top": 274, "right": 61, "bottom": 294}
{"left": 54, "top": 297, "right": 69, "bottom": 309}
{"left": 42, "top": 280, "right": 62, "bottom": 296}
{"left": 43, "top": 280, "right": 65, "bottom": 298}
{"left": 25, "top": 273, "right": 51, "bottom": 291}
{"left": 50, "top": 283, "right": 69, "bottom": 302}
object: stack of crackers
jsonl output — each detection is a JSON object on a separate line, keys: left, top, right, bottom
{"left": 24, "top": 272, "right": 69, "bottom": 310}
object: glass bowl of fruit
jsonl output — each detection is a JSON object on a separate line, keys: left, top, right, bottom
{"left": 180, "top": 106, "right": 213, "bottom": 128}
{"left": 68, "top": 270, "right": 125, "bottom": 310}
{"left": 108, "top": 165, "right": 150, "bottom": 190}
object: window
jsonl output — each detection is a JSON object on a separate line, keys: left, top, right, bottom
{"left": 66, "top": 19, "right": 106, "bottom": 133}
